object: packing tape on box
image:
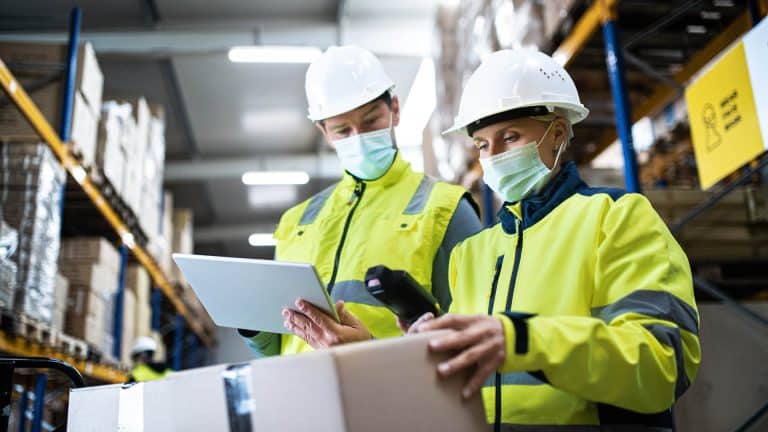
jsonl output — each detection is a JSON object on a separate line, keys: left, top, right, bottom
{"left": 222, "top": 363, "right": 255, "bottom": 432}
{"left": 118, "top": 382, "right": 144, "bottom": 431}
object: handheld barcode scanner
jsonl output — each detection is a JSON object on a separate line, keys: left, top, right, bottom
{"left": 364, "top": 265, "right": 443, "bottom": 324}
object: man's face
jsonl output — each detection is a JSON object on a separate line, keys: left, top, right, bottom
{"left": 318, "top": 96, "right": 400, "bottom": 147}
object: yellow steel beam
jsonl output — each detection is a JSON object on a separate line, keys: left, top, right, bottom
{"left": 0, "top": 59, "right": 214, "bottom": 347}
{"left": 552, "top": 0, "right": 618, "bottom": 67}
{"left": 582, "top": 11, "right": 753, "bottom": 163}
{"left": 0, "top": 331, "right": 128, "bottom": 383}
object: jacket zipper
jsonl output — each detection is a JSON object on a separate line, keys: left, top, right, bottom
{"left": 327, "top": 181, "right": 365, "bottom": 294}
{"left": 488, "top": 255, "right": 505, "bottom": 432}
{"left": 496, "top": 217, "right": 524, "bottom": 431}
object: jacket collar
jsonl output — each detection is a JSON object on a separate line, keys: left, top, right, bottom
{"left": 339, "top": 150, "right": 410, "bottom": 190}
{"left": 498, "top": 161, "right": 586, "bottom": 234}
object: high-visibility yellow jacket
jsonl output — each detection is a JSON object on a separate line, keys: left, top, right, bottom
{"left": 449, "top": 162, "right": 700, "bottom": 430}
{"left": 243, "top": 152, "right": 481, "bottom": 356}
{"left": 128, "top": 363, "right": 173, "bottom": 382}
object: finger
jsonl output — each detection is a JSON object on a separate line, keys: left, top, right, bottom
{"left": 437, "top": 336, "right": 504, "bottom": 379}
{"left": 286, "top": 310, "right": 323, "bottom": 340}
{"left": 335, "top": 300, "right": 360, "bottom": 325}
{"left": 418, "top": 314, "right": 473, "bottom": 332}
{"left": 296, "top": 299, "right": 336, "bottom": 332}
{"left": 428, "top": 322, "right": 492, "bottom": 352}
{"left": 396, "top": 317, "right": 410, "bottom": 334}
{"left": 461, "top": 348, "right": 506, "bottom": 399}
{"left": 408, "top": 312, "right": 435, "bottom": 334}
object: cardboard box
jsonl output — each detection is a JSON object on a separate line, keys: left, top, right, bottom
{"left": 57, "top": 263, "right": 118, "bottom": 298}
{"left": 0, "top": 42, "right": 103, "bottom": 152}
{"left": 70, "top": 91, "right": 99, "bottom": 167}
{"left": 135, "top": 303, "right": 152, "bottom": 341}
{"left": 68, "top": 332, "right": 488, "bottom": 431}
{"left": 52, "top": 273, "right": 70, "bottom": 330}
{"left": 59, "top": 237, "right": 120, "bottom": 272}
{"left": 121, "top": 288, "right": 136, "bottom": 365}
{"left": 64, "top": 285, "right": 107, "bottom": 346}
{"left": 125, "top": 265, "right": 150, "bottom": 303}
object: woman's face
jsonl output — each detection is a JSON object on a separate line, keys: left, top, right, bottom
{"left": 472, "top": 116, "right": 568, "bottom": 168}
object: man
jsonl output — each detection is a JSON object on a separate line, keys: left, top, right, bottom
{"left": 239, "top": 45, "right": 482, "bottom": 356}
{"left": 127, "top": 336, "right": 173, "bottom": 382}
{"left": 410, "top": 49, "right": 702, "bottom": 430}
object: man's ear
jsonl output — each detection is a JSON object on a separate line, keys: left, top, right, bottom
{"left": 391, "top": 95, "right": 401, "bottom": 127}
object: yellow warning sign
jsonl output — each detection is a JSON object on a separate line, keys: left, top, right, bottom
{"left": 685, "top": 42, "right": 765, "bottom": 190}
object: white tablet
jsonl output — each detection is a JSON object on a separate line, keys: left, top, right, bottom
{"left": 172, "top": 253, "right": 339, "bottom": 334}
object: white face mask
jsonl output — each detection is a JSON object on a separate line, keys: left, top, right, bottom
{"left": 331, "top": 113, "right": 397, "bottom": 180}
{"left": 478, "top": 121, "right": 565, "bottom": 203}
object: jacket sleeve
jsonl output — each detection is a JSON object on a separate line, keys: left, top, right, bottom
{"left": 431, "top": 197, "right": 483, "bottom": 310}
{"left": 239, "top": 330, "right": 281, "bottom": 358}
{"left": 498, "top": 194, "right": 701, "bottom": 414}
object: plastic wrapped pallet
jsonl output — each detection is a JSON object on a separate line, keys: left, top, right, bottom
{"left": 0, "top": 142, "right": 64, "bottom": 324}
{"left": 0, "top": 220, "right": 19, "bottom": 310}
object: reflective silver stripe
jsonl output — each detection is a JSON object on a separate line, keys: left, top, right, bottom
{"left": 222, "top": 363, "right": 254, "bottom": 432}
{"left": 298, "top": 184, "right": 337, "bottom": 226}
{"left": 502, "top": 424, "right": 672, "bottom": 432}
{"left": 403, "top": 175, "right": 437, "bottom": 215}
{"left": 591, "top": 290, "right": 699, "bottom": 334}
{"left": 483, "top": 372, "right": 546, "bottom": 388}
{"left": 330, "top": 280, "right": 385, "bottom": 307}
{"left": 644, "top": 324, "right": 690, "bottom": 399}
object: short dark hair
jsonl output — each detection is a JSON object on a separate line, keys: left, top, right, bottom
{"left": 317, "top": 91, "right": 393, "bottom": 126}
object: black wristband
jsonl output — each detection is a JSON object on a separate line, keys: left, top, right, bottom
{"left": 237, "top": 328, "right": 260, "bottom": 338}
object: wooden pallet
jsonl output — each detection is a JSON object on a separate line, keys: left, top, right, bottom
{"left": 59, "top": 333, "right": 89, "bottom": 359}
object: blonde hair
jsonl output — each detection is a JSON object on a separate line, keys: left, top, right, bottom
{"left": 530, "top": 108, "right": 574, "bottom": 149}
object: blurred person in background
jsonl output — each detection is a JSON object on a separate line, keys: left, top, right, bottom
{"left": 128, "top": 336, "right": 173, "bottom": 382}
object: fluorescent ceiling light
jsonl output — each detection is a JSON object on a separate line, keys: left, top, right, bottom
{"left": 229, "top": 46, "right": 321, "bottom": 63}
{"left": 249, "top": 233, "right": 277, "bottom": 247}
{"left": 247, "top": 185, "right": 298, "bottom": 209}
{"left": 241, "top": 171, "right": 310, "bottom": 186}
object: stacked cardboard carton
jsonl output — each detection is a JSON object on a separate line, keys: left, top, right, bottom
{"left": 52, "top": 273, "right": 69, "bottom": 330}
{"left": 125, "top": 265, "right": 153, "bottom": 364}
{"left": 169, "top": 209, "right": 194, "bottom": 284}
{"left": 148, "top": 191, "right": 174, "bottom": 277}
{"left": 0, "top": 42, "right": 103, "bottom": 167}
{"left": 0, "top": 142, "right": 65, "bottom": 323}
{"left": 95, "top": 101, "right": 134, "bottom": 194}
{"left": 58, "top": 237, "right": 119, "bottom": 356}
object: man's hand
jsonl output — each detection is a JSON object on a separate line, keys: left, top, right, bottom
{"left": 416, "top": 314, "right": 507, "bottom": 399}
{"left": 283, "top": 299, "right": 372, "bottom": 349}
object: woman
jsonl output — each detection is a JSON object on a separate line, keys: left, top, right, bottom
{"left": 412, "top": 49, "right": 701, "bottom": 430}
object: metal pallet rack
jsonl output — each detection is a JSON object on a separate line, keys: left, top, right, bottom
{"left": 0, "top": 7, "right": 216, "bottom": 425}
{"left": 542, "top": 1, "right": 768, "bottom": 430}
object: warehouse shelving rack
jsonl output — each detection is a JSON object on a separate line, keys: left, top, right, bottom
{"left": 0, "top": 5, "right": 215, "bottom": 394}
{"left": 544, "top": 1, "right": 768, "bottom": 430}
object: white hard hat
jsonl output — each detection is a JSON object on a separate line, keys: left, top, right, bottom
{"left": 131, "top": 336, "right": 157, "bottom": 355}
{"left": 305, "top": 45, "right": 395, "bottom": 121}
{"left": 444, "top": 49, "right": 589, "bottom": 135}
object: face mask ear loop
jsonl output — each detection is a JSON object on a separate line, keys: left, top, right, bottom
{"left": 552, "top": 138, "right": 566, "bottom": 169}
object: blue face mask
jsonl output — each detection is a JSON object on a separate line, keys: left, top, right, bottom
{"left": 332, "top": 114, "right": 397, "bottom": 180}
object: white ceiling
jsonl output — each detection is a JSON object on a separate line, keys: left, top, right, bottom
{"left": 1, "top": 0, "right": 440, "bottom": 258}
